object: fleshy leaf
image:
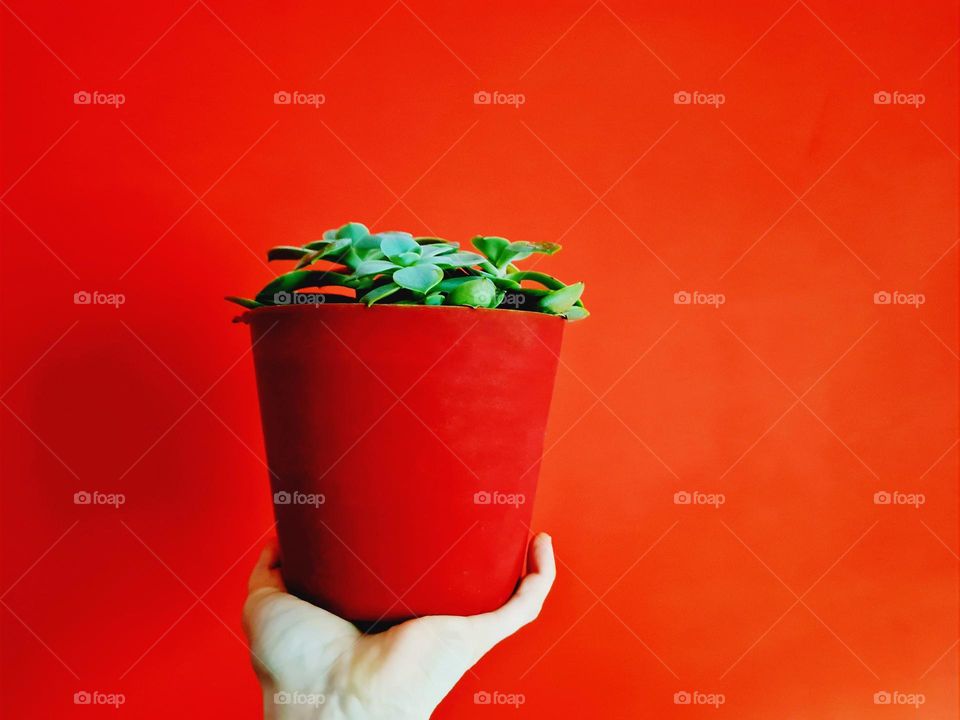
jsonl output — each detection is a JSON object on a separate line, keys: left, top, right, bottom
{"left": 267, "top": 246, "right": 311, "bottom": 261}
{"left": 563, "top": 306, "right": 590, "bottom": 321}
{"left": 362, "top": 282, "right": 400, "bottom": 306}
{"left": 540, "top": 282, "right": 584, "bottom": 314}
{"left": 380, "top": 233, "right": 419, "bottom": 261}
{"left": 434, "top": 251, "right": 486, "bottom": 268}
{"left": 396, "top": 251, "right": 421, "bottom": 267}
{"left": 419, "top": 243, "right": 458, "bottom": 259}
{"left": 505, "top": 270, "right": 565, "bottom": 290}
{"left": 472, "top": 236, "right": 510, "bottom": 264}
{"left": 478, "top": 273, "right": 521, "bottom": 290}
{"left": 354, "top": 260, "right": 399, "bottom": 277}
{"left": 447, "top": 278, "right": 497, "bottom": 308}
{"left": 225, "top": 296, "right": 264, "bottom": 309}
{"left": 497, "top": 241, "right": 562, "bottom": 268}
{"left": 438, "top": 276, "right": 476, "bottom": 292}
{"left": 393, "top": 265, "right": 443, "bottom": 295}
{"left": 336, "top": 222, "right": 369, "bottom": 240}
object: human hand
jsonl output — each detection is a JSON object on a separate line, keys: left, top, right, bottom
{"left": 243, "top": 533, "right": 556, "bottom": 720}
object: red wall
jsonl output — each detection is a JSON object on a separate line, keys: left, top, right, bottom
{"left": 1, "top": 1, "right": 957, "bottom": 717}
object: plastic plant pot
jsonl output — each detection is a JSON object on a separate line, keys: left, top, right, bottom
{"left": 241, "top": 302, "right": 563, "bottom": 628}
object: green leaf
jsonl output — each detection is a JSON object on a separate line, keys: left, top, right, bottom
{"left": 505, "top": 270, "right": 565, "bottom": 290}
{"left": 354, "top": 235, "right": 383, "bottom": 253}
{"left": 563, "top": 306, "right": 590, "bottom": 322}
{"left": 354, "top": 260, "right": 399, "bottom": 277}
{"left": 336, "top": 222, "right": 369, "bottom": 240}
{"left": 472, "top": 236, "right": 510, "bottom": 264}
{"left": 224, "top": 296, "right": 264, "bottom": 309}
{"left": 447, "top": 278, "right": 497, "bottom": 308}
{"left": 267, "top": 246, "right": 311, "bottom": 261}
{"left": 256, "top": 270, "right": 351, "bottom": 304}
{"left": 362, "top": 282, "right": 400, "bottom": 306}
{"left": 294, "top": 250, "right": 322, "bottom": 269}
{"left": 419, "top": 243, "right": 458, "bottom": 259}
{"left": 497, "top": 241, "right": 561, "bottom": 268}
{"left": 396, "top": 251, "right": 421, "bottom": 267}
{"left": 424, "top": 292, "right": 444, "bottom": 306}
{"left": 322, "top": 228, "right": 338, "bottom": 240}
{"left": 438, "top": 276, "right": 476, "bottom": 292}
{"left": 393, "top": 265, "right": 443, "bottom": 295}
{"left": 380, "top": 233, "right": 419, "bottom": 261}
{"left": 319, "top": 238, "right": 352, "bottom": 257}
{"left": 540, "top": 282, "right": 584, "bottom": 314}
{"left": 478, "top": 272, "right": 521, "bottom": 290}
{"left": 414, "top": 236, "right": 456, "bottom": 246}
{"left": 434, "top": 251, "right": 486, "bottom": 268}
{"left": 303, "top": 239, "right": 330, "bottom": 251}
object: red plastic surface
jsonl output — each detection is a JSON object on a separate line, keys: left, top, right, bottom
{"left": 245, "top": 304, "right": 564, "bottom": 623}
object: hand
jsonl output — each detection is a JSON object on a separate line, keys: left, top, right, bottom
{"left": 243, "top": 533, "right": 556, "bottom": 720}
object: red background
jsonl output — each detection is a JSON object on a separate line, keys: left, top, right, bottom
{"left": 1, "top": 1, "right": 958, "bottom": 717}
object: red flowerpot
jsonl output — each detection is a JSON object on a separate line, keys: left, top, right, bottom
{"left": 241, "top": 303, "right": 564, "bottom": 627}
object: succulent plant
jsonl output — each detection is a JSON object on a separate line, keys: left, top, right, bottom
{"left": 226, "top": 222, "right": 588, "bottom": 320}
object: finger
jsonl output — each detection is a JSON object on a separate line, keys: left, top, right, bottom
{"left": 466, "top": 533, "right": 556, "bottom": 652}
{"left": 247, "top": 538, "right": 286, "bottom": 595}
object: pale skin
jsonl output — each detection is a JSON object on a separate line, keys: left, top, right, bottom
{"left": 243, "top": 533, "right": 556, "bottom": 720}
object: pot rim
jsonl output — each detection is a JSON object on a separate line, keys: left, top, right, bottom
{"left": 235, "top": 302, "right": 567, "bottom": 325}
